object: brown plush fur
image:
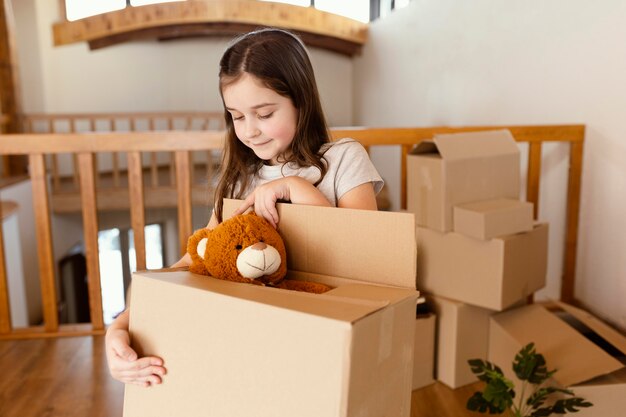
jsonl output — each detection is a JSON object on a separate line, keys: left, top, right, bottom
{"left": 187, "top": 213, "right": 331, "bottom": 294}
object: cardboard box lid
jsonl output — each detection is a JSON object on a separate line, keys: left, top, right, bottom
{"left": 136, "top": 270, "right": 400, "bottom": 323}
{"left": 455, "top": 198, "right": 532, "bottom": 214}
{"left": 554, "top": 301, "right": 626, "bottom": 357}
{"left": 224, "top": 199, "right": 417, "bottom": 289}
{"left": 492, "top": 303, "right": 626, "bottom": 387}
{"left": 410, "top": 130, "right": 519, "bottom": 161}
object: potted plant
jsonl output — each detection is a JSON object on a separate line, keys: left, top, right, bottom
{"left": 467, "top": 343, "right": 593, "bottom": 416}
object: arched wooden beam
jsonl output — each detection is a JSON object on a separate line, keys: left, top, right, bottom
{"left": 52, "top": 1, "right": 368, "bottom": 56}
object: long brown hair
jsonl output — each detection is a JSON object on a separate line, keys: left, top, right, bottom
{"left": 214, "top": 28, "right": 330, "bottom": 222}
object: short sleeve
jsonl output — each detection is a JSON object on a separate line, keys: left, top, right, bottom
{"left": 323, "top": 138, "right": 384, "bottom": 201}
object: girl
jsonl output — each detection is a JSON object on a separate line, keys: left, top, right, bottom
{"left": 106, "top": 28, "right": 383, "bottom": 387}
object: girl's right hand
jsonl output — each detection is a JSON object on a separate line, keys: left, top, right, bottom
{"left": 105, "top": 327, "right": 166, "bottom": 387}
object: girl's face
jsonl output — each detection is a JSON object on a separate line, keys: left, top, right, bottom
{"left": 222, "top": 73, "right": 298, "bottom": 165}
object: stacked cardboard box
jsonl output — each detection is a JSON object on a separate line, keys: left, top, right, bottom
{"left": 406, "top": 130, "right": 549, "bottom": 388}
{"left": 124, "top": 200, "right": 420, "bottom": 417}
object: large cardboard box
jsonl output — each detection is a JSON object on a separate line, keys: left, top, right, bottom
{"left": 453, "top": 198, "right": 533, "bottom": 240}
{"left": 412, "top": 313, "right": 436, "bottom": 390}
{"left": 124, "top": 201, "right": 420, "bottom": 417}
{"left": 416, "top": 223, "right": 548, "bottom": 311}
{"left": 429, "top": 295, "right": 493, "bottom": 389}
{"left": 407, "top": 130, "right": 521, "bottom": 232}
{"left": 489, "top": 302, "right": 626, "bottom": 417}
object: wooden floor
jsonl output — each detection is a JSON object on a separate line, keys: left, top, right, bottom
{"left": 0, "top": 336, "right": 496, "bottom": 417}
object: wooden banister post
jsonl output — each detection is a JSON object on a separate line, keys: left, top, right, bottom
{"left": 29, "top": 154, "right": 59, "bottom": 333}
{"left": 527, "top": 142, "right": 543, "bottom": 219}
{"left": 561, "top": 139, "right": 584, "bottom": 304}
{"left": 0, "top": 204, "right": 11, "bottom": 334}
{"left": 78, "top": 153, "right": 104, "bottom": 330}
{"left": 175, "top": 151, "right": 192, "bottom": 258}
{"left": 128, "top": 151, "right": 146, "bottom": 271}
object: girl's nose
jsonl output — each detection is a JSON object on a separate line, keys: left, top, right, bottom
{"left": 245, "top": 120, "right": 261, "bottom": 138}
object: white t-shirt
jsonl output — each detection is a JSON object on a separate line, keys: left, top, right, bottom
{"left": 244, "top": 138, "right": 384, "bottom": 207}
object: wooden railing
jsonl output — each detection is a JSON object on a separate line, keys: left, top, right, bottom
{"left": 0, "top": 124, "right": 585, "bottom": 339}
{"left": 22, "top": 112, "right": 224, "bottom": 205}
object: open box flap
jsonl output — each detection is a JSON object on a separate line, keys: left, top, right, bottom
{"left": 409, "top": 140, "right": 438, "bottom": 156}
{"left": 492, "top": 304, "right": 624, "bottom": 387}
{"left": 554, "top": 301, "right": 626, "bottom": 356}
{"left": 224, "top": 199, "right": 417, "bottom": 289}
{"left": 134, "top": 271, "right": 392, "bottom": 323}
{"left": 433, "top": 129, "right": 519, "bottom": 161}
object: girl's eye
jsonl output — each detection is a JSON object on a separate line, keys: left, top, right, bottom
{"left": 232, "top": 115, "right": 244, "bottom": 121}
{"left": 235, "top": 244, "right": 242, "bottom": 250}
{"left": 258, "top": 112, "right": 273, "bottom": 120}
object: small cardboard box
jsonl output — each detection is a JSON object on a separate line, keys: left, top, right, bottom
{"left": 416, "top": 223, "right": 548, "bottom": 311}
{"left": 489, "top": 302, "right": 626, "bottom": 417}
{"left": 412, "top": 313, "right": 436, "bottom": 391}
{"left": 407, "top": 130, "right": 521, "bottom": 232}
{"left": 453, "top": 198, "right": 533, "bottom": 240}
{"left": 429, "top": 295, "right": 494, "bottom": 389}
{"left": 124, "top": 201, "right": 419, "bottom": 417}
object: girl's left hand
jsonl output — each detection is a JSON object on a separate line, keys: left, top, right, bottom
{"left": 233, "top": 178, "right": 291, "bottom": 228}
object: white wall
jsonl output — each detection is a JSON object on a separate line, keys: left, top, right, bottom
{"left": 18, "top": 0, "right": 353, "bottom": 126}
{"left": 354, "top": 0, "right": 626, "bottom": 331}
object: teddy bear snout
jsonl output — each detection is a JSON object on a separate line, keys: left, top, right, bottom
{"left": 236, "top": 243, "right": 281, "bottom": 280}
{"left": 249, "top": 242, "right": 267, "bottom": 251}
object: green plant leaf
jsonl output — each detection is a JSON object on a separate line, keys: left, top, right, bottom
{"left": 512, "top": 343, "right": 556, "bottom": 384}
{"left": 468, "top": 358, "right": 506, "bottom": 383}
{"left": 526, "top": 386, "right": 574, "bottom": 409}
{"left": 468, "top": 342, "right": 593, "bottom": 416}
{"left": 483, "top": 377, "right": 515, "bottom": 411}
{"left": 529, "top": 397, "right": 593, "bottom": 416}
{"left": 467, "top": 391, "right": 507, "bottom": 414}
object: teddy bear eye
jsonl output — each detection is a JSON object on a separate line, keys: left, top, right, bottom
{"left": 235, "top": 244, "right": 242, "bottom": 250}
{"left": 260, "top": 239, "right": 264, "bottom": 243}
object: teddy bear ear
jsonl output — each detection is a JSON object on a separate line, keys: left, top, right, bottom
{"left": 196, "top": 237, "right": 208, "bottom": 260}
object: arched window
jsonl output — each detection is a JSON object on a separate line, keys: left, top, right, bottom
{"left": 62, "top": 0, "right": 390, "bottom": 24}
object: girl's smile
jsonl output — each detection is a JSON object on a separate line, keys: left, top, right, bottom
{"left": 223, "top": 73, "right": 298, "bottom": 165}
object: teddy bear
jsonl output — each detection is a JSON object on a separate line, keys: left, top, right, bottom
{"left": 187, "top": 213, "right": 332, "bottom": 294}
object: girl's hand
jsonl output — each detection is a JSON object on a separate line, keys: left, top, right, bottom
{"left": 105, "top": 327, "right": 166, "bottom": 387}
{"left": 234, "top": 178, "right": 291, "bottom": 227}
{"left": 233, "top": 177, "right": 331, "bottom": 227}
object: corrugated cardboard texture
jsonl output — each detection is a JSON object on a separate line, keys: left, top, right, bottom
{"left": 417, "top": 223, "right": 548, "bottom": 310}
{"left": 407, "top": 130, "right": 520, "bottom": 232}
{"left": 124, "top": 271, "right": 418, "bottom": 417}
{"left": 430, "top": 295, "right": 492, "bottom": 388}
{"left": 347, "top": 295, "right": 417, "bottom": 416}
{"left": 412, "top": 314, "right": 435, "bottom": 390}
{"left": 453, "top": 199, "right": 533, "bottom": 240}
{"left": 224, "top": 199, "right": 417, "bottom": 289}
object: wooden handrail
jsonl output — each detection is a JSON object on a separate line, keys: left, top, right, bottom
{"left": 20, "top": 112, "right": 224, "bottom": 198}
{"left": 0, "top": 124, "right": 585, "bottom": 339}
